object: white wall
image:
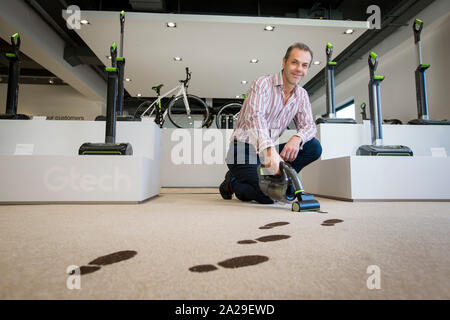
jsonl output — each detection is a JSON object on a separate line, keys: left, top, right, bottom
{"left": 0, "top": 84, "right": 104, "bottom": 120}
{"left": 310, "top": 0, "right": 450, "bottom": 123}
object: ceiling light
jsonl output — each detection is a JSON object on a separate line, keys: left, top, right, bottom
{"left": 125, "top": 78, "right": 131, "bottom": 82}
{"left": 264, "top": 25, "right": 275, "bottom": 31}
{"left": 167, "top": 22, "right": 176, "bottom": 28}
{"left": 344, "top": 29, "right": 354, "bottom": 34}
{"left": 173, "top": 56, "right": 182, "bottom": 61}
{"left": 236, "top": 95, "right": 240, "bottom": 98}
{"left": 313, "top": 61, "right": 321, "bottom": 65}
{"left": 250, "top": 59, "right": 259, "bottom": 63}
{"left": 106, "top": 55, "right": 111, "bottom": 60}
{"left": 241, "top": 80, "right": 247, "bottom": 84}
{"left": 137, "top": 93, "right": 142, "bottom": 97}
{"left": 80, "top": 19, "right": 89, "bottom": 25}
{"left": 48, "top": 78, "right": 54, "bottom": 84}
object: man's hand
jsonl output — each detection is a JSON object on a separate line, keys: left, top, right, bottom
{"left": 280, "top": 136, "right": 302, "bottom": 162}
{"left": 262, "top": 146, "right": 282, "bottom": 175}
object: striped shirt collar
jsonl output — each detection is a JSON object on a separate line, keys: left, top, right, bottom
{"left": 272, "top": 70, "right": 301, "bottom": 97}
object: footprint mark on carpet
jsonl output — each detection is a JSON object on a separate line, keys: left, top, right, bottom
{"left": 189, "top": 255, "right": 269, "bottom": 273}
{"left": 237, "top": 234, "right": 291, "bottom": 244}
{"left": 321, "top": 219, "right": 344, "bottom": 227}
{"left": 259, "top": 221, "right": 289, "bottom": 229}
{"left": 70, "top": 250, "right": 137, "bottom": 275}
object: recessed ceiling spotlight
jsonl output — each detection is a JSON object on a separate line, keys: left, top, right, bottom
{"left": 173, "top": 56, "right": 182, "bottom": 61}
{"left": 106, "top": 55, "right": 111, "bottom": 60}
{"left": 344, "top": 29, "right": 354, "bottom": 34}
{"left": 48, "top": 78, "right": 54, "bottom": 84}
{"left": 80, "top": 19, "right": 89, "bottom": 25}
{"left": 264, "top": 25, "right": 275, "bottom": 31}
{"left": 235, "top": 95, "right": 240, "bottom": 98}
{"left": 167, "top": 22, "right": 176, "bottom": 28}
{"left": 241, "top": 80, "right": 247, "bottom": 84}
{"left": 137, "top": 93, "right": 142, "bottom": 97}
{"left": 313, "top": 61, "right": 321, "bottom": 65}
{"left": 250, "top": 59, "right": 259, "bottom": 63}
{"left": 125, "top": 78, "right": 131, "bottom": 82}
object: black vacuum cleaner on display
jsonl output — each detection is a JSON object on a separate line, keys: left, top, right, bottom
{"left": 0, "top": 33, "right": 30, "bottom": 120}
{"left": 79, "top": 42, "right": 133, "bottom": 155}
{"left": 316, "top": 43, "right": 356, "bottom": 124}
{"left": 408, "top": 19, "right": 450, "bottom": 125}
{"left": 356, "top": 52, "right": 413, "bottom": 156}
{"left": 258, "top": 162, "right": 320, "bottom": 212}
{"left": 96, "top": 11, "right": 140, "bottom": 122}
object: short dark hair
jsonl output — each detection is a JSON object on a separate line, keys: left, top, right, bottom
{"left": 284, "top": 42, "right": 313, "bottom": 66}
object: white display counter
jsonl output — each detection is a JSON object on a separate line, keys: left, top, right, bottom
{"left": 0, "top": 119, "right": 161, "bottom": 203}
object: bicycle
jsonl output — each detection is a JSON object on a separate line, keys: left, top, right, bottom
{"left": 133, "top": 67, "right": 210, "bottom": 128}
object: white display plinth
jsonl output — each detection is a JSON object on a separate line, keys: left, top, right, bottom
{"left": 301, "top": 156, "right": 450, "bottom": 201}
{"left": 0, "top": 119, "right": 161, "bottom": 203}
{"left": 300, "top": 123, "right": 450, "bottom": 201}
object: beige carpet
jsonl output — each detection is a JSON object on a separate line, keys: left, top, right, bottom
{"left": 0, "top": 189, "right": 449, "bottom": 300}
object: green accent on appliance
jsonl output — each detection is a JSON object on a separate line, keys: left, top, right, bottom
{"left": 117, "top": 57, "right": 124, "bottom": 61}
{"left": 294, "top": 190, "right": 304, "bottom": 195}
{"left": 327, "top": 42, "right": 332, "bottom": 49}
{"left": 105, "top": 67, "right": 117, "bottom": 72}
{"left": 5, "top": 53, "right": 16, "bottom": 58}
{"left": 415, "top": 19, "right": 423, "bottom": 25}
{"left": 12, "top": 33, "right": 19, "bottom": 41}
{"left": 328, "top": 62, "right": 337, "bottom": 66}
{"left": 374, "top": 75, "right": 384, "bottom": 80}
{"left": 111, "top": 42, "right": 117, "bottom": 50}
{"left": 370, "top": 52, "right": 378, "bottom": 60}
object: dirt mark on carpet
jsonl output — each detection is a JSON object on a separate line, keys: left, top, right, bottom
{"left": 189, "top": 255, "right": 269, "bottom": 273}
{"left": 237, "top": 234, "right": 291, "bottom": 244}
{"left": 70, "top": 250, "right": 137, "bottom": 275}
{"left": 321, "top": 219, "right": 344, "bottom": 227}
{"left": 259, "top": 221, "right": 290, "bottom": 229}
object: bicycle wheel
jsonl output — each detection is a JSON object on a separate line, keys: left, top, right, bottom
{"left": 215, "top": 102, "right": 242, "bottom": 129}
{"left": 167, "top": 94, "right": 210, "bottom": 128}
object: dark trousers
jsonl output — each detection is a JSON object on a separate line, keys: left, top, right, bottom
{"left": 226, "top": 138, "right": 322, "bottom": 204}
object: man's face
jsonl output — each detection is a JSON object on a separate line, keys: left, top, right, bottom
{"left": 282, "top": 48, "right": 312, "bottom": 87}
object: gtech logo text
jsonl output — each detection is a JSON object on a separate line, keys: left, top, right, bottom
{"left": 44, "top": 166, "right": 131, "bottom": 192}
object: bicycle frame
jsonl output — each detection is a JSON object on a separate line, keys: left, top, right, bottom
{"left": 140, "top": 81, "right": 191, "bottom": 119}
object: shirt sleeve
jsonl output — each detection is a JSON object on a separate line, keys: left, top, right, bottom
{"left": 293, "top": 89, "right": 317, "bottom": 149}
{"left": 244, "top": 79, "right": 274, "bottom": 154}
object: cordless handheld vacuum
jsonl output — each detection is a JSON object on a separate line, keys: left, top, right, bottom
{"left": 0, "top": 33, "right": 30, "bottom": 120}
{"left": 79, "top": 42, "right": 133, "bottom": 155}
{"left": 316, "top": 43, "right": 356, "bottom": 124}
{"left": 356, "top": 52, "right": 413, "bottom": 156}
{"left": 96, "top": 11, "right": 140, "bottom": 122}
{"left": 408, "top": 19, "right": 450, "bottom": 125}
{"left": 258, "top": 162, "right": 320, "bottom": 212}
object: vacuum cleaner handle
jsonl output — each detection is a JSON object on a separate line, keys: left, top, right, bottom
{"left": 119, "top": 10, "right": 125, "bottom": 57}
{"left": 279, "top": 162, "right": 304, "bottom": 193}
{"left": 110, "top": 42, "right": 117, "bottom": 68}
{"left": 368, "top": 51, "right": 379, "bottom": 80}
{"left": 11, "top": 33, "right": 20, "bottom": 56}
{"left": 413, "top": 18, "right": 423, "bottom": 43}
{"left": 326, "top": 42, "right": 333, "bottom": 63}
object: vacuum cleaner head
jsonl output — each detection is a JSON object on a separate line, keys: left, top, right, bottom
{"left": 78, "top": 142, "right": 133, "bottom": 155}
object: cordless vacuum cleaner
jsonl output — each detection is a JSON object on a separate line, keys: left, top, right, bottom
{"left": 316, "top": 43, "right": 356, "bottom": 124}
{"left": 96, "top": 11, "right": 140, "bottom": 122}
{"left": 258, "top": 162, "right": 320, "bottom": 212}
{"left": 0, "top": 33, "right": 30, "bottom": 120}
{"left": 79, "top": 42, "right": 133, "bottom": 155}
{"left": 408, "top": 19, "right": 450, "bottom": 125}
{"left": 356, "top": 52, "right": 413, "bottom": 156}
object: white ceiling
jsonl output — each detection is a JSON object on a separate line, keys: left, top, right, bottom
{"left": 68, "top": 11, "right": 368, "bottom": 99}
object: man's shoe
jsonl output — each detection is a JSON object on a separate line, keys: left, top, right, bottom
{"left": 219, "top": 171, "right": 233, "bottom": 200}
